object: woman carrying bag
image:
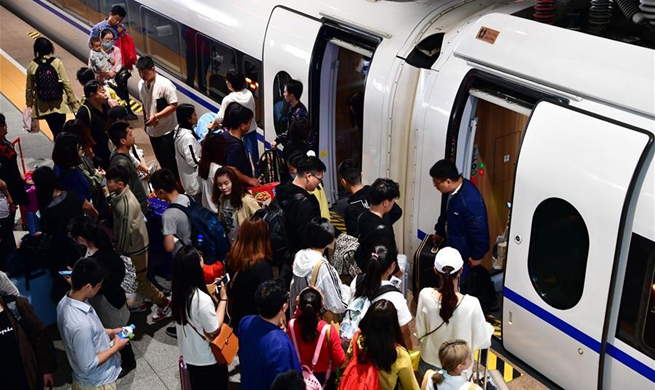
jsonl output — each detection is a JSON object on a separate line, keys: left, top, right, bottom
{"left": 415, "top": 247, "right": 494, "bottom": 378}
{"left": 287, "top": 287, "right": 346, "bottom": 390}
{"left": 172, "top": 245, "right": 229, "bottom": 390}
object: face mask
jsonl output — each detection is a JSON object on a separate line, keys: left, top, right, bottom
{"left": 102, "top": 41, "right": 114, "bottom": 49}
{"left": 290, "top": 173, "right": 297, "bottom": 179}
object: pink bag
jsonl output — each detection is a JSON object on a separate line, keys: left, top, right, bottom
{"left": 22, "top": 107, "right": 40, "bottom": 133}
{"left": 289, "top": 319, "right": 331, "bottom": 390}
{"left": 179, "top": 356, "right": 192, "bottom": 390}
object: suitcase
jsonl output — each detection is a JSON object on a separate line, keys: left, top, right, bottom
{"left": 412, "top": 234, "right": 443, "bottom": 301}
{"left": 11, "top": 269, "right": 57, "bottom": 326}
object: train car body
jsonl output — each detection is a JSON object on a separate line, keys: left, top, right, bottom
{"left": 4, "top": 0, "right": 654, "bottom": 388}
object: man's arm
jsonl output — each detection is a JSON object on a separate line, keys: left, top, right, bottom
{"left": 163, "top": 234, "right": 175, "bottom": 253}
{"left": 465, "top": 198, "right": 490, "bottom": 262}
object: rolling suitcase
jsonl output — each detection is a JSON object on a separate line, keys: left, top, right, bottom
{"left": 412, "top": 234, "right": 442, "bottom": 301}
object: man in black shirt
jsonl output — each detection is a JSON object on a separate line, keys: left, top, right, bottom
{"left": 355, "top": 178, "right": 400, "bottom": 270}
{"left": 76, "top": 80, "right": 111, "bottom": 169}
{"left": 273, "top": 79, "right": 310, "bottom": 148}
{"left": 338, "top": 159, "right": 402, "bottom": 236}
{"left": 222, "top": 102, "right": 256, "bottom": 181}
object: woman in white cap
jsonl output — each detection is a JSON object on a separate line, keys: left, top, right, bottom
{"left": 415, "top": 247, "right": 494, "bottom": 378}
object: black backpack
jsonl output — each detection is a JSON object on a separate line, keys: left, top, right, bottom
{"left": 34, "top": 57, "right": 63, "bottom": 101}
{"left": 254, "top": 192, "right": 307, "bottom": 264}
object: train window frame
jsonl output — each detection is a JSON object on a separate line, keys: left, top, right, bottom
{"left": 199, "top": 33, "right": 238, "bottom": 104}
{"left": 527, "top": 197, "right": 590, "bottom": 310}
{"left": 242, "top": 55, "right": 263, "bottom": 129}
{"left": 616, "top": 233, "right": 655, "bottom": 359}
{"left": 139, "top": 5, "right": 184, "bottom": 78}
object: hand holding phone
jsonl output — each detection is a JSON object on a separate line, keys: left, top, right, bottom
{"left": 59, "top": 270, "right": 72, "bottom": 278}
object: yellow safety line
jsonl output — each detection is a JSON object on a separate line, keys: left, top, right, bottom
{"left": 504, "top": 362, "right": 515, "bottom": 383}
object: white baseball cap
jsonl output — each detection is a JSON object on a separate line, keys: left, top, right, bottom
{"left": 434, "top": 247, "right": 464, "bottom": 274}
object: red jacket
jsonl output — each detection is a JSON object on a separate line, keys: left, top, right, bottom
{"left": 287, "top": 319, "right": 346, "bottom": 372}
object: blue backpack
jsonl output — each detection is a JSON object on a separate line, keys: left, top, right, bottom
{"left": 168, "top": 196, "right": 230, "bottom": 264}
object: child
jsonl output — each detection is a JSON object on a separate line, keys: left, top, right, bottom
{"left": 421, "top": 339, "right": 482, "bottom": 390}
{"left": 89, "top": 36, "right": 115, "bottom": 74}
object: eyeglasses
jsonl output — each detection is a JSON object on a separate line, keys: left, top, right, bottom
{"left": 432, "top": 178, "right": 446, "bottom": 188}
{"left": 310, "top": 173, "right": 324, "bottom": 185}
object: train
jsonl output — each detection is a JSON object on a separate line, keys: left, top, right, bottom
{"left": 4, "top": 0, "right": 654, "bottom": 388}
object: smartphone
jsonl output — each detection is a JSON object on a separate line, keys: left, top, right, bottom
{"left": 59, "top": 270, "right": 72, "bottom": 278}
{"left": 215, "top": 273, "right": 230, "bottom": 286}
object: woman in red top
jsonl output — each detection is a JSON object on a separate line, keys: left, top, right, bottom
{"left": 288, "top": 287, "right": 346, "bottom": 389}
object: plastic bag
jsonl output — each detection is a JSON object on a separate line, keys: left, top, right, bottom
{"left": 22, "top": 107, "right": 40, "bottom": 133}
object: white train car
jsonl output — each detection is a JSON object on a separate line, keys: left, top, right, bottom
{"left": 4, "top": 0, "right": 654, "bottom": 388}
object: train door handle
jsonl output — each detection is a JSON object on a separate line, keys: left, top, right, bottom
{"left": 514, "top": 235, "right": 522, "bottom": 244}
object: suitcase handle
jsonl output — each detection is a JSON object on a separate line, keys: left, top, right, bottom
{"left": 430, "top": 244, "right": 439, "bottom": 254}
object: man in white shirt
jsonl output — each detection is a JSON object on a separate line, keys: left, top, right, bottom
{"left": 136, "top": 56, "right": 180, "bottom": 180}
{"left": 209, "top": 69, "right": 259, "bottom": 173}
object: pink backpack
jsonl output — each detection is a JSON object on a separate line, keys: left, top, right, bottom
{"left": 289, "top": 319, "right": 332, "bottom": 390}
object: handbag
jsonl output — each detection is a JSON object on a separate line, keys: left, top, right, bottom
{"left": 188, "top": 317, "right": 239, "bottom": 365}
{"left": 114, "top": 67, "right": 131, "bottom": 86}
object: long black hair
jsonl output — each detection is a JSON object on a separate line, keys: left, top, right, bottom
{"left": 32, "top": 166, "right": 59, "bottom": 211}
{"left": 297, "top": 288, "right": 322, "bottom": 343}
{"left": 67, "top": 216, "right": 113, "bottom": 252}
{"left": 358, "top": 299, "right": 405, "bottom": 372}
{"left": 437, "top": 265, "right": 460, "bottom": 323}
{"left": 355, "top": 244, "right": 398, "bottom": 299}
{"left": 171, "top": 245, "right": 212, "bottom": 325}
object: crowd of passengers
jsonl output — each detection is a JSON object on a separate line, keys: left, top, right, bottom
{"left": 0, "top": 4, "right": 497, "bottom": 390}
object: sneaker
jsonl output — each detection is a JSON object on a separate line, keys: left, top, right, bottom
{"left": 119, "top": 360, "right": 137, "bottom": 378}
{"left": 152, "top": 298, "right": 171, "bottom": 322}
{"left": 128, "top": 302, "right": 148, "bottom": 313}
{"left": 166, "top": 326, "right": 177, "bottom": 338}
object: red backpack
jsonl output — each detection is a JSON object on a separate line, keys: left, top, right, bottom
{"left": 338, "top": 332, "right": 380, "bottom": 390}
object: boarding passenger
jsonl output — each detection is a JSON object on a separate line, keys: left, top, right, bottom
{"left": 342, "top": 300, "right": 419, "bottom": 390}
{"left": 136, "top": 56, "right": 180, "bottom": 180}
{"left": 415, "top": 247, "right": 493, "bottom": 378}
{"left": 67, "top": 216, "right": 137, "bottom": 376}
{"left": 338, "top": 159, "right": 402, "bottom": 236}
{"left": 96, "top": 29, "right": 136, "bottom": 119}
{"left": 107, "top": 122, "right": 148, "bottom": 215}
{"left": 238, "top": 279, "right": 302, "bottom": 390}
{"left": 171, "top": 245, "right": 229, "bottom": 390}
{"left": 88, "top": 5, "right": 127, "bottom": 45}
{"left": 221, "top": 102, "right": 257, "bottom": 183}
{"left": 106, "top": 106, "right": 150, "bottom": 179}
{"left": 52, "top": 133, "right": 99, "bottom": 221}
{"left": 349, "top": 244, "right": 413, "bottom": 349}
{"left": 26, "top": 37, "right": 79, "bottom": 138}
{"left": 273, "top": 79, "right": 309, "bottom": 148}
{"left": 0, "top": 292, "right": 55, "bottom": 390}
{"left": 355, "top": 178, "right": 400, "bottom": 270}
{"left": 0, "top": 114, "right": 28, "bottom": 264}
{"left": 420, "top": 339, "right": 482, "bottom": 390}
{"left": 150, "top": 168, "right": 192, "bottom": 255}
{"left": 430, "top": 159, "right": 489, "bottom": 276}
{"left": 173, "top": 104, "right": 202, "bottom": 201}
{"left": 213, "top": 166, "right": 260, "bottom": 243}
{"left": 76, "top": 80, "right": 112, "bottom": 169}
{"left": 286, "top": 150, "right": 331, "bottom": 220}
{"left": 287, "top": 287, "right": 346, "bottom": 389}
{"left": 105, "top": 165, "right": 168, "bottom": 317}
{"left": 88, "top": 37, "right": 115, "bottom": 75}
{"left": 275, "top": 155, "right": 325, "bottom": 255}
{"left": 226, "top": 216, "right": 275, "bottom": 329}
{"left": 282, "top": 118, "right": 311, "bottom": 162}
{"left": 57, "top": 258, "right": 128, "bottom": 390}
{"left": 209, "top": 69, "right": 259, "bottom": 171}
{"left": 76, "top": 67, "right": 121, "bottom": 108}
{"left": 289, "top": 218, "right": 347, "bottom": 321}
{"left": 197, "top": 133, "right": 226, "bottom": 213}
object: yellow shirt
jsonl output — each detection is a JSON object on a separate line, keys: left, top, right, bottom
{"left": 309, "top": 184, "right": 330, "bottom": 221}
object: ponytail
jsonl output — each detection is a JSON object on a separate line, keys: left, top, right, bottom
{"left": 355, "top": 244, "right": 398, "bottom": 299}
{"left": 437, "top": 266, "right": 458, "bottom": 323}
{"left": 431, "top": 339, "right": 470, "bottom": 385}
{"left": 297, "top": 288, "right": 322, "bottom": 343}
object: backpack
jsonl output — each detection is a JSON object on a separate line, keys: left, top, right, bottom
{"left": 168, "top": 196, "right": 230, "bottom": 264}
{"left": 339, "top": 279, "right": 400, "bottom": 345}
{"left": 254, "top": 192, "right": 307, "bottom": 263}
{"left": 33, "top": 57, "right": 63, "bottom": 101}
{"left": 259, "top": 149, "right": 284, "bottom": 183}
{"left": 331, "top": 233, "right": 361, "bottom": 285}
{"left": 289, "top": 319, "right": 332, "bottom": 390}
{"left": 120, "top": 255, "right": 138, "bottom": 294}
{"left": 338, "top": 332, "right": 380, "bottom": 390}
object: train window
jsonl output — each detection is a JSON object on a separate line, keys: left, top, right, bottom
{"left": 527, "top": 198, "right": 589, "bottom": 310}
{"left": 616, "top": 233, "right": 655, "bottom": 359}
{"left": 51, "top": 0, "right": 91, "bottom": 24}
{"left": 202, "top": 38, "right": 237, "bottom": 103}
{"left": 273, "top": 71, "right": 293, "bottom": 135}
{"left": 140, "top": 7, "right": 183, "bottom": 78}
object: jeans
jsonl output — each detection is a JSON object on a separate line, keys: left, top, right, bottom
{"left": 149, "top": 132, "right": 179, "bottom": 179}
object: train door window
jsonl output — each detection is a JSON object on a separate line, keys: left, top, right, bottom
{"left": 616, "top": 233, "right": 655, "bottom": 359}
{"left": 201, "top": 38, "right": 237, "bottom": 103}
{"left": 273, "top": 71, "right": 292, "bottom": 136}
{"left": 528, "top": 198, "right": 589, "bottom": 310}
{"left": 140, "top": 7, "right": 183, "bottom": 78}
{"left": 243, "top": 56, "right": 262, "bottom": 128}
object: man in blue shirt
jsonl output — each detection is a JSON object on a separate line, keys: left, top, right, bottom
{"left": 88, "top": 5, "right": 127, "bottom": 45}
{"left": 431, "top": 159, "right": 490, "bottom": 276}
{"left": 238, "top": 279, "right": 301, "bottom": 390}
{"left": 57, "top": 258, "right": 129, "bottom": 390}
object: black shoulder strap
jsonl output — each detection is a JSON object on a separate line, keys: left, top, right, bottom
{"left": 372, "top": 284, "right": 401, "bottom": 300}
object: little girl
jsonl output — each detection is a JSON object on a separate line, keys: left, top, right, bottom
{"left": 421, "top": 339, "right": 482, "bottom": 390}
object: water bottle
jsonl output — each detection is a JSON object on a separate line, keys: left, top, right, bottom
{"left": 118, "top": 324, "right": 136, "bottom": 340}
{"left": 197, "top": 234, "right": 204, "bottom": 256}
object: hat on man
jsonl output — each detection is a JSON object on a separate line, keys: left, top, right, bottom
{"left": 434, "top": 247, "right": 464, "bottom": 274}
{"left": 108, "top": 106, "right": 130, "bottom": 120}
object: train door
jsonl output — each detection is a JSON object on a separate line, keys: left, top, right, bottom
{"left": 502, "top": 101, "right": 653, "bottom": 389}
